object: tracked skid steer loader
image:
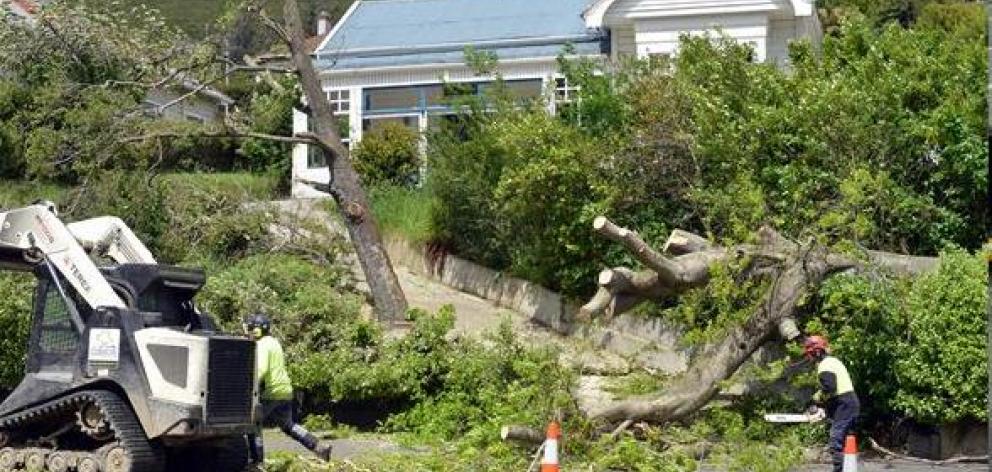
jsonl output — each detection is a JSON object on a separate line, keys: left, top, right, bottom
{"left": 0, "top": 203, "right": 257, "bottom": 472}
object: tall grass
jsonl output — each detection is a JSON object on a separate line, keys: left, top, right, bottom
{"left": 369, "top": 185, "right": 436, "bottom": 244}
{"left": 0, "top": 181, "right": 67, "bottom": 208}
{"left": 0, "top": 171, "right": 281, "bottom": 211}
{"left": 160, "top": 172, "right": 281, "bottom": 201}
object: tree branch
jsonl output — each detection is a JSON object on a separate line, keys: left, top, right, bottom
{"left": 593, "top": 217, "right": 683, "bottom": 286}
{"left": 252, "top": 6, "right": 292, "bottom": 45}
{"left": 868, "top": 438, "right": 988, "bottom": 465}
{"left": 121, "top": 131, "right": 314, "bottom": 145}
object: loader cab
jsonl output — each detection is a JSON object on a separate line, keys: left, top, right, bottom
{"left": 98, "top": 264, "right": 215, "bottom": 332}
{"left": 30, "top": 264, "right": 214, "bottom": 343}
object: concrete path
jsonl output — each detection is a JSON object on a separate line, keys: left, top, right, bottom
{"left": 396, "top": 265, "right": 519, "bottom": 335}
{"left": 263, "top": 429, "right": 410, "bottom": 460}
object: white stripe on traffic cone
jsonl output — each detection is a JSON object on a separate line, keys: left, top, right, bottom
{"left": 540, "top": 421, "right": 560, "bottom": 472}
{"left": 842, "top": 435, "right": 858, "bottom": 472}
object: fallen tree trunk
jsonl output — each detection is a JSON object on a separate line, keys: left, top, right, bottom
{"left": 580, "top": 217, "right": 940, "bottom": 427}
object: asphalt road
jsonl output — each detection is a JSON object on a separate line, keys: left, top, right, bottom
{"left": 794, "top": 460, "right": 987, "bottom": 472}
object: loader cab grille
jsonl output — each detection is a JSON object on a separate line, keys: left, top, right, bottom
{"left": 28, "top": 277, "right": 85, "bottom": 373}
{"left": 205, "top": 336, "right": 255, "bottom": 425}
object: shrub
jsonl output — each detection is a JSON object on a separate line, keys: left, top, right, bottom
{"left": 813, "top": 249, "right": 987, "bottom": 425}
{"left": 0, "top": 273, "right": 33, "bottom": 391}
{"left": 67, "top": 172, "right": 171, "bottom": 257}
{"left": 892, "top": 249, "right": 987, "bottom": 423}
{"left": 425, "top": 116, "right": 510, "bottom": 270}
{"left": 425, "top": 15, "right": 984, "bottom": 300}
{"left": 382, "top": 319, "right": 575, "bottom": 446}
{"left": 67, "top": 171, "right": 282, "bottom": 263}
{"left": 353, "top": 122, "right": 421, "bottom": 188}
{"left": 236, "top": 77, "right": 298, "bottom": 192}
{"left": 197, "top": 254, "right": 360, "bottom": 345}
{"left": 427, "top": 109, "right": 609, "bottom": 293}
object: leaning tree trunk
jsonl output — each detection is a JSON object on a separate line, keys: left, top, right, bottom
{"left": 581, "top": 217, "right": 938, "bottom": 427}
{"left": 283, "top": 0, "right": 408, "bottom": 322}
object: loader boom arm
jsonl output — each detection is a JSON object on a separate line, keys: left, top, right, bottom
{"left": 0, "top": 204, "right": 157, "bottom": 310}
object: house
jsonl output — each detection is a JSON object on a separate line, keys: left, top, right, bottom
{"left": 142, "top": 76, "right": 235, "bottom": 125}
{"left": 292, "top": 0, "right": 820, "bottom": 198}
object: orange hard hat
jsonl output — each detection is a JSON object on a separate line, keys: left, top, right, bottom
{"left": 803, "top": 335, "right": 829, "bottom": 358}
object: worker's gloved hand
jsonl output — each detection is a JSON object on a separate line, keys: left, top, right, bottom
{"left": 805, "top": 404, "right": 820, "bottom": 415}
{"left": 811, "top": 390, "right": 824, "bottom": 404}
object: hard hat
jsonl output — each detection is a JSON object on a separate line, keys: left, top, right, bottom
{"left": 244, "top": 313, "right": 271, "bottom": 335}
{"left": 803, "top": 335, "right": 829, "bottom": 358}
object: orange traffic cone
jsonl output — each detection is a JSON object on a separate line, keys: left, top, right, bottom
{"left": 842, "top": 435, "right": 858, "bottom": 472}
{"left": 540, "top": 421, "right": 561, "bottom": 472}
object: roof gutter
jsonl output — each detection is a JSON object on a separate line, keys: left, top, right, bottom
{"left": 316, "top": 32, "right": 603, "bottom": 61}
{"left": 316, "top": 52, "right": 603, "bottom": 77}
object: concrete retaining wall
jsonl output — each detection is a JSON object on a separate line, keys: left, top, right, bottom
{"left": 906, "top": 421, "right": 989, "bottom": 459}
{"left": 384, "top": 237, "right": 689, "bottom": 374}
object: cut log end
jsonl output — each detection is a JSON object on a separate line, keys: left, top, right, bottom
{"left": 500, "top": 425, "right": 544, "bottom": 445}
{"left": 663, "top": 229, "right": 712, "bottom": 255}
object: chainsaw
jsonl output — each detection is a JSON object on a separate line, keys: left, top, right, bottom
{"left": 764, "top": 407, "right": 826, "bottom": 423}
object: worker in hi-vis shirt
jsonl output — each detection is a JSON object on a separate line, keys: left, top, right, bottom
{"left": 804, "top": 335, "right": 859, "bottom": 472}
{"left": 244, "top": 313, "right": 331, "bottom": 463}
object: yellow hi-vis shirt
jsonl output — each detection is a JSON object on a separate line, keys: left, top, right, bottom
{"left": 814, "top": 355, "right": 854, "bottom": 401}
{"left": 256, "top": 335, "right": 294, "bottom": 401}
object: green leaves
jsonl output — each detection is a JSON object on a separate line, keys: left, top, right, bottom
{"left": 353, "top": 122, "right": 421, "bottom": 188}
{"left": 892, "top": 249, "right": 987, "bottom": 423}
{"left": 817, "top": 249, "right": 987, "bottom": 424}
{"left": 0, "top": 274, "right": 33, "bottom": 390}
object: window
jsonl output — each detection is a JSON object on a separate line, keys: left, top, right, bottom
{"left": 554, "top": 77, "right": 580, "bottom": 114}
{"left": 327, "top": 89, "right": 350, "bottom": 114}
{"left": 362, "top": 115, "right": 419, "bottom": 134}
{"left": 308, "top": 146, "right": 327, "bottom": 169}
{"left": 423, "top": 85, "right": 446, "bottom": 108}
{"left": 38, "top": 282, "right": 78, "bottom": 355}
{"left": 185, "top": 114, "right": 206, "bottom": 124}
{"left": 745, "top": 41, "right": 759, "bottom": 63}
{"left": 365, "top": 87, "right": 420, "bottom": 112}
{"left": 306, "top": 116, "right": 349, "bottom": 169}
{"left": 442, "top": 82, "right": 477, "bottom": 100}
{"left": 428, "top": 114, "right": 471, "bottom": 141}
{"left": 503, "top": 79, "right": 543, "bottom": 101}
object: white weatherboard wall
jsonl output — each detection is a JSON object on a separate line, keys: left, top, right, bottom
{"left": 591, "top": 0, "right": 818, "bottom": 65}
{"left": 633, "top": 13, "right": 769, "bottom": 61}
{"left": 292, "top": 107, "right": 328, "bottom": 199}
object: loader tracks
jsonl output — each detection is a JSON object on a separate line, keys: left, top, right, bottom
{"left": 0, "top": 390, "right": 163, "bottom": 472}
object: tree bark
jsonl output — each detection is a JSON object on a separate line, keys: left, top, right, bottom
{"left": 282, "top": 0, "right": 408, "bottom": 322}
{"left": 591, "top": 259, "right": 818, "bottom": 424}
{"left": 580, "top": 217, "right": 941, "bottom": 427}
{"left": 500, "top": 425, "right": 544, "bottom": 445}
